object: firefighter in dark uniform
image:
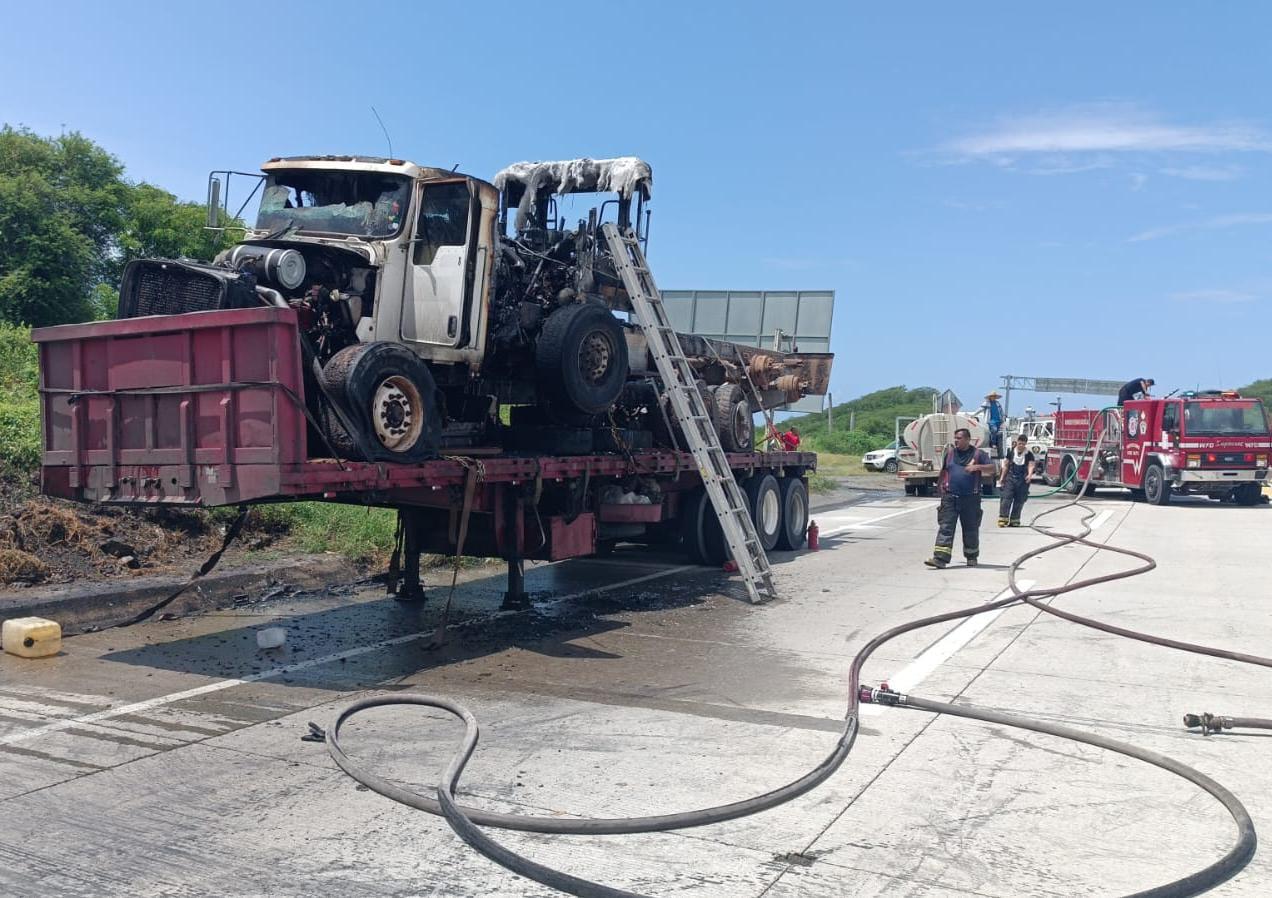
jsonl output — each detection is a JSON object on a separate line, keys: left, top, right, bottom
{"left": 997, "top": 433, "right": 1036, "bottom": 527}
{"left": 925, "top": 428, "right": 996, "bottom": 568}
{"left": 1117, "top": 377, "right": 1154, "bottom": 406}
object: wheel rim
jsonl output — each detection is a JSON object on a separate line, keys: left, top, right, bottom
{"left": 372, "top": 375, "right": 424, "bottom": 451}
{"left": 790, "top": 490, "right": 807, "bottom": 533}
{"left": 759, "top": 488, "right": 780, "bottom": 536}
{"left": 1146, "top": 469, "right": 1161, "bottom": 500}
{"left": 578, "top": 330, "right": 614, "bottom": 384}
{"left": 731, "top": 398, "right": 752, "bottom": 447}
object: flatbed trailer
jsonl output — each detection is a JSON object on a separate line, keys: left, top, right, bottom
{"left": 32, "top": 306, "right": 816, "bottom": 603}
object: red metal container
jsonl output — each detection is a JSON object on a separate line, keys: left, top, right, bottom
{"left": 33, "top": 307, "right": 306, "bottom": 506}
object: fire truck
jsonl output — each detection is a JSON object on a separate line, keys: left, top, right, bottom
{"left": 1044, "top": 392, "right": 1271, "bottom": 505}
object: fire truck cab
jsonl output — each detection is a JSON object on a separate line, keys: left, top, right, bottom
{"left": 1044, "top": 392, "right": 1271, "bottom": 506}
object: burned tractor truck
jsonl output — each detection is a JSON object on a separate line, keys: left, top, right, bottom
{"left": 115, "top": 155, "right": 828, "bottom": 460}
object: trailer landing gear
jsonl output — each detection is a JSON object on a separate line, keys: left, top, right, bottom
{"left": 390, "top": 510, "right": 427, "bottom": 603}
{"left": 502, "top": 559, "right": 530, "bottom": 609}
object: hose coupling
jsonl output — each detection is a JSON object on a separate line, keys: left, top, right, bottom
{"left": 859, "top": 682, "right": 905, "bottom": 706}
{"left": 1183, "top": 712, "right": 1232, "bottom": 735}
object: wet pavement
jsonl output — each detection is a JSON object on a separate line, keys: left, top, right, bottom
{"left": 1, "top": 488, "right": 1270, "bottom": 896}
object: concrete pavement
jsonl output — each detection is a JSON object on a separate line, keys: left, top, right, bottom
{"left": 0, "top": 489, "right": 1269, "bottom": 896}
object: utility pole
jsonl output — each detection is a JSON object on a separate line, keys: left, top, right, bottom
{"left": 826, "top": 393, "right": 833, "bottom": 433}
{"left": 849, "top": 410, "right": 856, "bottom": 431}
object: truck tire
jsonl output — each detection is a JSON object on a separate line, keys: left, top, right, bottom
{"left": 775, "top": 477, "right": 809, "bottom": 550}
{"left": 1234, "top": 482, "right": 1261, "bottom": 506}
{"left": 536, "top": 303, "right": 629, "bottom": 416}
{"left": 744, "top": 473, "right": 782, "bottom": 551}
{"left": 680, "top": 489, "right": 728, "bottom": 566}
{"left": 713, "top": 383, "right": 753, "bottom": 452}
{"left": 1063, "top": 458, "right": 1082, "bottom": 495}
{"left": 321, "top": 343, "right": 441, "bottom": 463}
{"left": 1144, "top": 463, "right": 1171, "bottom": 505}
{"left": 654, "top": 379, "right": 714, "bottom": 449}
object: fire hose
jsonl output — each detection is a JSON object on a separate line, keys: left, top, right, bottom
{"left": 324, "top": 422, "right": 1268, "bottom": 897}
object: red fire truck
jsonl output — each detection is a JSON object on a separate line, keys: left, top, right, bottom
{"left": 1044, "top": 392, "right": 1271, "bottom": 506}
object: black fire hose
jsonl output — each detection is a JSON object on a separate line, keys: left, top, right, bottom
{"left": 325, "top": 429, "right": 1267, "bottom": 897}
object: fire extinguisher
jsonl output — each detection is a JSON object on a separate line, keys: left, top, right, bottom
{"left": 807, "top": 520, "right": 820, "bottom": 551}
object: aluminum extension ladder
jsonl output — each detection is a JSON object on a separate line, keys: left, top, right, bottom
{"left": 601, "top": 223, "right": 777, "bottom": 604}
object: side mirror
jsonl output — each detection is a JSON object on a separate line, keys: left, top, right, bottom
{"left": 207, "top": 177, "right": 222, "bottom": 228}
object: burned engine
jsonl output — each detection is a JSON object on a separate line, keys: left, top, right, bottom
{"left": 119, "top": 242, "right": 377, "bottom": 365}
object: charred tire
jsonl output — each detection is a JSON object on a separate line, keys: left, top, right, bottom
{"left": 1144, "top": 463, "right": 1171, "bottom": 506}
{"left": 321, "top": 343, "right": 441, "bottom": 463}
{"left": 775, "top": 477, "right": 809, "bottom": 551}
{"left": 680, "top": 489, "right": 727, "bottom": 566}
{"left": 1234, "top": 482, "right": 1262, "bottom": 506}
{"left": 883, "top": 458, "right": 898, "bottom": 474}
{"left": 713, "top": 384, "right": 754, "bottom": 452}
{"left": 745, "top": 473, "right": 782, "bottom": 551}
{"left": 536, "top": 303, "right": 629, "bottom": 416}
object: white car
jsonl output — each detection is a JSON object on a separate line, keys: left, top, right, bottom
{"left": 862, "top": 440, "right": 900, "bottom": 473}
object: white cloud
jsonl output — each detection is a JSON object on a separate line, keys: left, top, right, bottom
{"left": 1129, "top": 173, "right": 1148, "bottom": 191}
{"left": 1170, "top": 288, "right": 1258, "bottom": 304}
{"left": 1128, "top": 212, "right": 1272, "bottom": 243}
{"left": 939, "top": 103, "right": 1271, "bottom": 170}
{"left": 1159, "top": 164, "right": 1244, "bottom": 181}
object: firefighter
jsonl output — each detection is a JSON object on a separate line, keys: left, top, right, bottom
{"left": 997, "top": 433, "right": 1036, "bottom": 527}
{"left": 1117, "top": 377, "right": 1154, "bottom": 406}
{"left": 925, "top": 427, "right": 996, "bottom": 569}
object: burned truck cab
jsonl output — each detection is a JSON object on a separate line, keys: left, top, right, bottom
{"left": 111, "top": 153, "right": 826, "bottom": 464}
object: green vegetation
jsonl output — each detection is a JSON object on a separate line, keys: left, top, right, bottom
{"left": 1241, "top": 379, "right": 1272, "bottom": 408}
{"left": 0, "top": 323, "right": 39, "bottom": 472}
{"left": 762, "top": 385, "right": 937, "bottom": 460}
{"left": 249, "top": 503, "right": 399, "bottom": 565}
{"left": 0, "top": 126, "right": 237, "bottom": 327}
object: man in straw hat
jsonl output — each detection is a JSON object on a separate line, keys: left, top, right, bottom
{"left": 978, "top": 390, "right": 1004, "bottom": 456}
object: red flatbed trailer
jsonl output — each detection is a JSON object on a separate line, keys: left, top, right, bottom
{"left": 32, "top": 306, "right": 816, "bottom": 603}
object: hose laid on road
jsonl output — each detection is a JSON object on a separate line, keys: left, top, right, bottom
{"left": 326, "top": 419, "right": 1268, "bottom": 898}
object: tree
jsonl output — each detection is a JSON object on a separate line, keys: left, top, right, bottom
{"left": 0, "top": 127, "right": 127, "bottom": 325}
{"left": 116, "top": 182, "right": 238, "bottom": 276}
{"left": 0, "top": 127, "right": 238, "bottom": 326}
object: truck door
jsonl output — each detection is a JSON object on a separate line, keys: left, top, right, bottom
{"left": 401, "top": 179, "right": 477, "bottom": 348}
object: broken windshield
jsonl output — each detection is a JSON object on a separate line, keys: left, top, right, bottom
{"left": 1183, "top": 401, "right": 1270, "bottom": 436}
{"left": 255, "top": 170, "right": 411, "bottom": 238}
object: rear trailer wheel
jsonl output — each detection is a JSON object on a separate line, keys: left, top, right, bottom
{"left": 713, "top": 383, "right": 753, "bottom": 451}
{"left": 745, "top": 473, "right": 782, "bottom": 551}
{"left": 321, "top": 343, "right": 441, "bottom": 462}
{"left": 536, "top": 303, "right": 629, "bottom": 416}
{"left": 680, "top": 489, "right": 728, "bottom": 566}
{"left": 1144, "top": 463, "right": 1171, "bottom": 505}
{"left": 775, "top": 477, "right": 809, "bottom": 550}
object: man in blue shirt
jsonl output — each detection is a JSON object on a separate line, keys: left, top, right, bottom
{"left": 979, "top": 391, "right": 1004, "bottom": 456}
{"left": 925, "top": 428, "right": 996, "bottom": 568}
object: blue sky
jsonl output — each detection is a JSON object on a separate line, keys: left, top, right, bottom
{"left": 4, "top": 2, "right": 1271, "bottom": 413}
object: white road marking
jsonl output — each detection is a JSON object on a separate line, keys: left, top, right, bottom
{"left": 818, "top": 502, "right": 937, "bottom": 538}
{"left": 860, "top": 580, "right": 1035, "bottom": 716}
{"left": 1089, "top": 510, "right": 1113, "bottom": 531}
{"left": 0, "top": 566, "right": 695, "bottom": 748}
